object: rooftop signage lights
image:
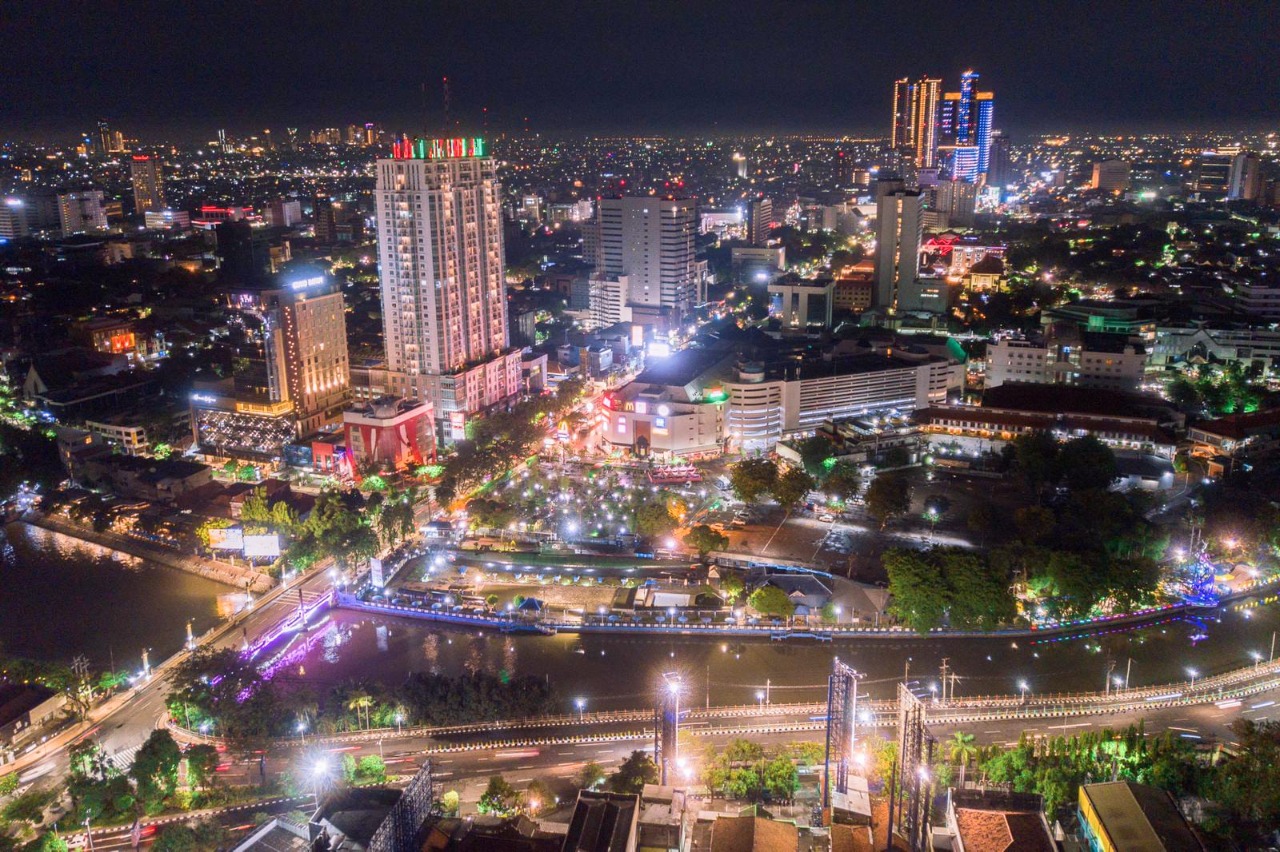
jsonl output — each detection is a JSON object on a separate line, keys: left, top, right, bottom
{"left": 290, "top": 275, "right": 325, "bottom": 289}
{"left": 391, "top": 136, "right": 487, "bottom": 160}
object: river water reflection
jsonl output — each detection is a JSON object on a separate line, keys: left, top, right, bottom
{"left": 6, "top": 517, "right": 1275, "bottom": 711}
{"left": 0, "top": 523, "right": 227, "bottom": 669}
{"left": 283, "top": 592, "right": 1280, "bottom": 710}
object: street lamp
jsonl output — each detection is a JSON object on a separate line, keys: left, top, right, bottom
{"left": 1111, "top": 675, "right": 1124, "bottom": 693}
{"left": 296, "top": 719, "right": 307, "bottom": 742}
{"left": 395, "top": 711, "right": 404, "bottom": 734}
{"left": 1018, "top": 680, "right": 1029, "bottom": 702}
{"left": 833, "top": 605, "right": 842, "bottom": 625}
{"left": 756, "top": 689, "right": 765, "bottom": 709}
{"left": 1251, "top": 651, "right": 1263, "bottom": 669}
{"left": 1187, "top": 667, "right": 1199, "bottom": 688}
{"left": 311, "top": 758, "right": 330, "bottom": 809}
{"left": 575, "top": 697, "right": 586, "bottom": 721}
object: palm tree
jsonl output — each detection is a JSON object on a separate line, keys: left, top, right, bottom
{"left": 948, "top": 732, "right": 978, "bottom": 787}
{"left": 347, "top": 690, "right": 374, "bottom": 730}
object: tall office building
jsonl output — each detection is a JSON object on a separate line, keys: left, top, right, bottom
{"left": 1091, "top": 160, "right": 1132, "bottom": 193}
{"left": 986, "top": 131, "right": 1013, "bottom": 189}
{"left": 57, "top": 191, "right": 108, "bottom": 235}
{"left": 215, "top": 220, "right": 274, "bottom": 283}
{"left": 747, "top": 196, "right": 773, "bottom": 245}
{"left": 375, "top": 136, "right": 519, "bottom": 434}
{"left": 230, "top": 275, "right": 351, "bottom": 435}
{"left": 130, "top": 155, "right": 165, "bottom": 214}
{"left": 937, "top": 70, "right": 995, "bottom": 182}
{"left": 589, "top": 196, "right": 699, "bottom": 318}
{"left": 95, "top": 120, "right": 111, "bottom": 156}
{"left": 1228, "top": 152, "right": 1264, "bottom": 202}
{"left": 1192, "top": 152, "right": 1233, "bottom": 199}
{"left": 874, "top": 187, "right": 923, "bottom": 312}
{"left": 932, "top": 180, "right": 977, "bottom": 228}
{"left": 891, "top": 76, "right": 941, "bottom": 169}
{"left": 0, "top": 198, "right": 30, "bottom": 240}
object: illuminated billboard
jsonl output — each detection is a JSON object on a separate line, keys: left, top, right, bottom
{"left": 208, "top": 527, "right": 244, "bottom": 550}
{"left": 243, "top": 534, "right": 281, "bottom": 559}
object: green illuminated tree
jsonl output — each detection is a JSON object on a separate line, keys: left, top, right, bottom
{"left": 747, "top": 585, "right": 796, "bottom": 619}
{"left": 185, "top": 744, "right": 218, "bottom": 791}
{"left": 607, "top": 751, "right": 659, "bottom": 794}
{"left": 822, "top": 461, "right": 860, "bottom": 502}
{"left": 131, "top": 729, "right": 182, "bottom": 812}
{"left": 478, "top": 776, "right": 520, "bottom": 816}
{"left": 884, "top": 549, "right": 947, "bottom": 633}
{"left": 633, "top": 501, "right": 677, "bottom": 538}
{"left": 794, "top": 435, "right": 834, "bottom": 477}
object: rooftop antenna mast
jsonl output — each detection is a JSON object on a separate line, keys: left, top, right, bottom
{"left": 442, "top": 76, "right": 451, "bottom": 132}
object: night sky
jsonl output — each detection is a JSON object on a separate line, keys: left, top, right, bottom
{"left": 4, "top": 0, "right": 1278, "bottom": 141}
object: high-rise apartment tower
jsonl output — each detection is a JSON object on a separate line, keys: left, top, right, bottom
{"left": 375, "top": 136, "right": 519, "bottom": 432}
{"left": 891, "top": 77, "right": 941, "bottom": 169}
{"left": 130, "top": 155, "right": 165, "bottom": 214}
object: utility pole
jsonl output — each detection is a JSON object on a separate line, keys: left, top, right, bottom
{"left": 1125, "top": 658, "right": 1133, "bottom": 690}
{"left": 939, "top": 659, "right": 949, "bottom": 706}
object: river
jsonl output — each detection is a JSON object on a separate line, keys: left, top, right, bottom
{"left": 5, "top": 520, "right": 1277, "bottom": 711}
{"left": 273, "top": 591, "right": 1280, "bottom": 711}
{"left": 0, "top": 522, "right": 229, "bottom": 671}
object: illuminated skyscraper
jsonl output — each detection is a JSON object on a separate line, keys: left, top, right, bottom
{"left": 130, "top": 155, "right": 165, "bottom": 214}
{"left": 936, "top": 70, "right": 995, "bottom": 182}
{"left": 891, "top": 77, "right": 941, "bottom": 168}
{"left": 747, "top": 196, "right": 773, "bottom": 246}
{"left": 375, "top": 136, "right": 519, "bottom": 435}
{"left": 190, "top": 273, "right": 351, "bottom": 458}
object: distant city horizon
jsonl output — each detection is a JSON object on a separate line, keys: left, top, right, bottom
{"left": 6, "top": 123, "right": 1279, "bottom": 150}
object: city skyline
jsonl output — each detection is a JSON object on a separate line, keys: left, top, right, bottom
{"left": 3, "top": 4, "right": 1280, "bottom": 847}
{"left": 4, "top": 1, "right": 1279, "bottom": 140}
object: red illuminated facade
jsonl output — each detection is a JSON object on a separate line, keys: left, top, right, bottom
{"left": 342, "top": 396, "right": 435, "bottom": 473}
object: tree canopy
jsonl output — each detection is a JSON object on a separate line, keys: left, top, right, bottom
{"left": 865, "top": 473, "right": 911, "bottom": 528}
{"left": 730, "top": 458, "right": 778, "bottom": 503}
{"left": 884, "top": 548, "right": 1016, "bottom": 633}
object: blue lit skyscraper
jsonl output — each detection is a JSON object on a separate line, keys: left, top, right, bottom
{"left": 935, "top": 70, "right": 995, "bottom": 183}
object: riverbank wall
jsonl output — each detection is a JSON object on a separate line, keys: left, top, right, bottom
{"left": 333, "top": 591, "right": 1229, "bottom": 642}
{"left": 20, "top": 514, "right": 273, "bottom": 594}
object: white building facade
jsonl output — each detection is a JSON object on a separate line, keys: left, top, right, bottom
{"left": 590, "top": 197, "right": 699, "bottom": 316}
{"left": 374, "top": 138, "right": 518, "bottom": 434}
